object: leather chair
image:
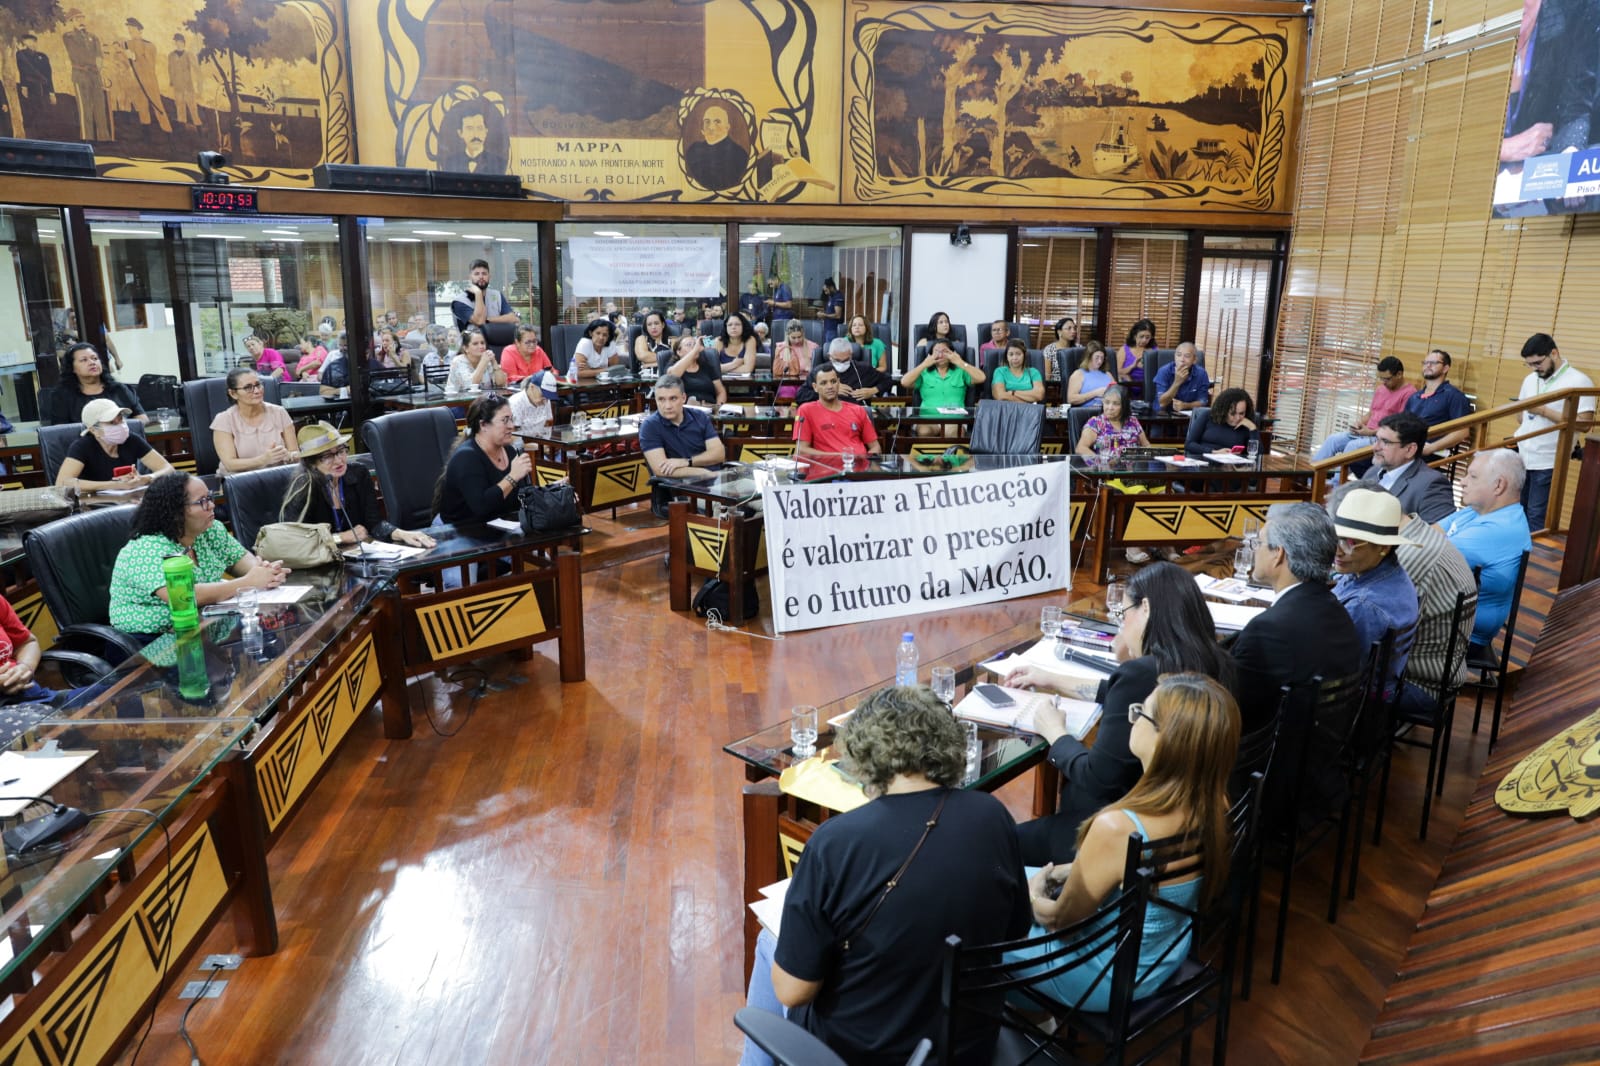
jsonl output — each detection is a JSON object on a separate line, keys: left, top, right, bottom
{"left": 913, "top": 323, "right": 968, "bottom": 349}
{"left": 1141, "top": 348, "right": 1207, "bottom": 405}
{"left": 136, "top": 373, "right": 180, "bottom": 413}
{"left": 973, "top": 320, "right": 1031, "bottom": 351}
{"left": 35, "top": 385, "right": 60, "bottom": 426}
{"left": 1067, "top": 404, "right": 1096, "bottom": 449}
{"left": 362, "top": 408, "right": 458, "bottom": 529}
{"left": 183, "top": 376, "right": 285, "bottom": 477}
{"left": 224, "top": 464, "right": 300, "bottom": 555}
{"left": 548, "top": 324, "right": 586, "bottom": 376}
{"left": 969, "top": 399, "right": 1045, "bottom": 455}
{"left": 1051, "top": 345, "right": 1086, "bottom": 384}
{"left": 39, "top": 420, "right": 152, "bottom": 485}
{"left": 979, "top": 348, "right": 1046, "bottom": 384}
{"left": 23, "top": 505, "right": 146, "bottom": 665}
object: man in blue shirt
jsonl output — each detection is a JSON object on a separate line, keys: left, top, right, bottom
{"left": 1444, "top": 449, "right": 1533, "bottom": 653}
{"left": 1151, "top": 341, "right": 1212, "bottom": 413}
{"left": 1328, "top": 485, "right": 1419, "bottom": 699}
{"left": 819, "top": 278, "right": 845, "bottom": 345}
{"left": 639, "top": 374, "right": 725, "bottom": 476}
{"left": 765, "top": 271, "right": 792, "bottom": 323}
{"left": 1404, "top": 350, "right": 1473, "bottom": 457}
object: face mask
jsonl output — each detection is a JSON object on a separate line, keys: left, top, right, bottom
{"left": 831, "top": 359, "right": 851, "bottom": 372}
{"left": 101, "top": 422, "right": 130, "bottom": 444}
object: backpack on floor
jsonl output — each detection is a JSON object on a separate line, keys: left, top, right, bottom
{"left": 692, "top": 578, "right": 759, "bottom": 619}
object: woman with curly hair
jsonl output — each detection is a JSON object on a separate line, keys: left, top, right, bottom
{"left": 1005, "top": 672, "right": 1240, "bottom": 1011}
{"left": 1185, "top": 387, "right": 1260, "bottom": 457}
{"left": 740, "top": 685, "right": 1031, "bottom": 1066}
{"left": 717, "top": 311, "right": 760, "bottom": 375}
{"left": 48, "top": 342, "right": 146, "bottom": 427}
{"left": 108, "top": 474, "right": 290, "bottom": 636}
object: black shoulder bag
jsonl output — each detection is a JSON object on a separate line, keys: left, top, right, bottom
{"left": 518, "top": 482, "right": 581, "bottom": 534}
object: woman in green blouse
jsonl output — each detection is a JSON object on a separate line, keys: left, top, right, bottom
{"left": 109, "top": 474, "right": 290, "bottom": 635}
{"left": 991, "top": 338, "right": 1045, "bottom": 403}
{"left": 846, "top": 315, "right": 886, "bottom": 371}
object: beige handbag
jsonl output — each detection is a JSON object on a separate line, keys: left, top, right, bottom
{"left": 253, "top": 488, "right": 340, "bottom": 568}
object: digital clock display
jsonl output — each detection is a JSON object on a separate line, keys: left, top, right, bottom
{"left": 190, "top": 187, "right": 261, "bottom": 214}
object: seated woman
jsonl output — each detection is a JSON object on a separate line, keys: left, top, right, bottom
{"left": 771, "top": 322, "right": 816, "bottom": 405}
{"left": 633, "top": 312, "right": 674, "bottom": 371}
{"left": 991, "top": 338, "right": 1045, "bottom": 403}
{"left": 242, "top": 334, "right": 287, "bottom": 380}
{"left": 56, "top": 398, "right": 175, "bottom": 493}
{"left": 742, "top": 685, "right": 1031, "bottom": 1066}
{"left": 293, "top": 335, "right": 327, "bottom": 381}
{"left": 433, "top": 394, "right": 533, "bottom": 525}
{"left": 913, "top": 310, "right": 966, "bottom": 361}
{"left": 1185, "top": 387, "right": 1260, "bottom": 457}
{"left": 1042, "top": 316, "right": 1080, "bottom": 378}
{"left": 508, "top": 373, "right": 555, "bottom": 435}
{"left": 1005, "top": 561, "right": 1236, "bottom": 865}
{"left": 109, "top": 474, "right": 290, "bottom": 637}
{"left": 846, "top": 315, "right": 887, "bottom": 371}
{"left": 901, "top": 337, "right": 985, "bottom": 435}
{"left": 48, "top": 342, "right": 146, "bottom": 427}
{"left": 571, "top": 319, "right": 623, "bottom": 381}
{"left": 368, "top": 327, "right": 402, "bottom": 373}
{"left": 212, "top": 367, "right": 298, "bottom": 475}
{"left": 664, "top": 334, "right": 727, "bottom": 406}
{"left": 1005, "top": 672, "right": 1240, "bottom": 1011}
{"left": 1075, "top": 385, "right": 1148, "bottom": 459}
{"left": 717, "top": 312, "right": 759, "bottom": 375}
{"left": 447, "top": 328, "right": 505, "bottom": 393}
{"left": 1067, "top": 341, "right": 1114, "bottom": 407}
{"left": 1115, "top": 319, "right": 1157, "bottom": 391}
{"left": 279, "top": 422, "right": 435, "bottom": 549}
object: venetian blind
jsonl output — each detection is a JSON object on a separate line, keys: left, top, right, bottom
{"left": 1013, "top": 233, "right": 1098, "bottom": 348}
{"left": 1195, "top": 256, "right": 1274, "bottom": 399}
{"left": 1106, "top": 231, "right": 1186, "bottom": 351}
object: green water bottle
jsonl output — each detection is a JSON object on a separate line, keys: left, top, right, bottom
{"left": 161, "top": 553, "right": 200, "bottom": 632}
{"left": 174, "top": 628, "right": 210, "bottom": 701}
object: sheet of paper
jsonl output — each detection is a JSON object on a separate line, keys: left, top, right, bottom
{"left": 0, "top": 750, "right": 96, "bottom": 817}
{"left": 936, "top": 406, "right": 968, "bottom": 416}
{"left": 342, "top": 542, "right": 429, "bottom": 561}
{"left": 953, "top": 688, "right": 1100, "bottom": 739}
{"left": 486, "top": 518, "right": 522, "bottom": 532}
{"left": 758, "top": 878, "right": 791, "bottom": 900}
{"left": 749, "top": 882, "right": 788, "bottom": 938}
{"left": 214, "top": 584, "right": 312, "bottom": 607}
{"left": 1194, "top": 574, "right": 1278, "bottom": 604}
{"left": 1156, "top": 455, "right": 1210, "bottom": 467}
{"left": 86, "top": 486, "right": 145, "bottom": 497}
{"left": 1204, "top": 452, "right": 1254, "bottom": 466}
{"left": 756, "top": 457, "right": 802, "bottom": 471}
{"left": 1206, "top": 600, "right": 1268, "bottom": 632}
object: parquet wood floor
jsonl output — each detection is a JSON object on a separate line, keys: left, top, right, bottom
{"left": 115, "top": 532, "right": 1565, "bottom": 1066}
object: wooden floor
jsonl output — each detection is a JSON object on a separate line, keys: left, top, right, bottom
{"left": 118, "top": 522, "right": 1566, "bottom": 1066}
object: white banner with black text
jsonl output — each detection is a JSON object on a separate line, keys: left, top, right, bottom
{"left": 762, "top": 462, "right": 1071, "bottom": 633}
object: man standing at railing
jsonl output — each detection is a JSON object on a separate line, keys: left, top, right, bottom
{"left": 1515, "top": 333, "right": 1596, "bottom": 530}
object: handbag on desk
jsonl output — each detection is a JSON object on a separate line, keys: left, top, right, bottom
{"left": 253, "top": 490, "right": 341, "bottom": 568}
{"left": 0, "top": 487, "right": 71, "bottom": 527}
{"left": 518, "top": 482, "right": 581, "bottom": 534}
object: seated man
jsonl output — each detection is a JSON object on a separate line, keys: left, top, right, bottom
{"left": 1326, "top": 485, "right": 1420, "bottom": 699}
{"left": 793, "top": 365, "right": 882, "bottom": 460}
{"left": 1358, "top": 412, "right": 1455, "bottom": 523}
{"left": 1313, "top": 356, "right": 1415, "bottom": 462}
{"left": 793, "top": 338, "right": 893, "bottom": 406}
{"left": 1443, "top": 449, "right": 1533, "bottom": 655}
{"left": 640, "top": 373, "right": 725, "bottom": 480}
{"left": 1152, "top": 341, "right": 1212, "bottom": 413}
{"left": 500, "top": 325, "right": 552, "bottom": 384}
{"left": 1405, "top": 349, "right": 1473, "bottom": 457}
{"left": 1233, "top": 502, "right": 1364, "bottom": 733}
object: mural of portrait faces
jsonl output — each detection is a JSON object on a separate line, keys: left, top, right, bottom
{"left": 682, "top": 99, "right": 751, "bottom": 191}
{"left": 436, "top": 95, "right": 510, "bottom": 174}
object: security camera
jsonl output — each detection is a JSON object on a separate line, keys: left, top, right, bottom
{"left": 949, "top": 224, "right": 972, "bottom": 247}
{"left": 197, "top": 150, "right": 230, "bottom": 185}
{"left": 1302, "top": 1, "right": 1314, "bottom": 12}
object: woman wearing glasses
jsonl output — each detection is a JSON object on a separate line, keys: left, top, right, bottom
{"left": 212, "top": 367, "right": 298, "bottom": 475}
{"left": 109, "top": 474, "right": 290, "bottom": 635}
{"left": 1004, "top": 561, "right": 1235, "bottom": 865}
{"left": 279, "top": 421, "right": 436, "bottom": 549}
{"left": 433, "top": 394, "right": 534, "bottom": 525}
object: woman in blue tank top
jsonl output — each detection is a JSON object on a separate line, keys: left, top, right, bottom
{"left": 1004, "top": 672, "right": 1240, "bottom": 1011}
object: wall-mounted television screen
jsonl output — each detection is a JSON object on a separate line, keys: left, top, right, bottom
{"left": 1492, "top": 0, "right": 1600, "bottom": 218}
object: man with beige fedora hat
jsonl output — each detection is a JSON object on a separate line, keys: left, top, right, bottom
{"left": 1329, "top": 484, "right": 1421, "bottom": 699}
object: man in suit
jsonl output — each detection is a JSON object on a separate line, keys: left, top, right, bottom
{"left": 15, "top": 34, "right": 55, "bottom": 139}
{"left": 1360, "top": 411, "right": 1455, "bottom": 523}
{"left": 62, "top": 10, "right": 111, "bottom": 141}
{"left": 1232, "top": 502, "right": 1364, "bottom": 732}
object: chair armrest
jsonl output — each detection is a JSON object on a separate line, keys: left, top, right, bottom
{"left": 51, "top": 623, "right": 146, "bottom": 665}
{"left": 38, "top": 648, "right": 116, "bottom": 689}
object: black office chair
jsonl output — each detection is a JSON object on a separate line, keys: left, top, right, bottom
{"left": 1066, "top": 405, "right": 1096, "bottom": 450}
{"left": 1051, "top": 345, "right": 1087, "bottom": 387}
{"left": 979, "top": 348, "right": 1046, "bottom": 384}
{"left": 969, "top": 400, "right": 1044, "bottom": 455}
{"left": 362, "top": 408, "right": 459, "bottom": 529}
{"left": 734, "top": 1008, "right": 931, "bottom": 1066}
{"left": 35, "top": 385, "right": 61, "bottom": 426}
{"left": 224, "top": 464, "right": 301, "bottom": 555}
{"left": 548, "top": 324, "right": 586, "bottom": 377}
{"left": 1466, "top": 548, "right": 1532, "bottom": 749}
{"left": 23, "top": 505, "right": 146, "bottom": 671}
{"left": 1141, "top": 348, "right": 1208, "bottom": 406}
{"left": 182, "top": 376, "right": 285, "bottom": 477}
{"left": 38, "top": 420, "right": 152, "bottom": 485}
{"left": 137, "top": 373, "right": 180, "bottom": 413}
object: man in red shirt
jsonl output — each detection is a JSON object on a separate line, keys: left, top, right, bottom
{"left": 499, "top": 324, "right": 553, "bottom": 384}
{"left": 794, "top": 365, "right": 882, "bottom": 459}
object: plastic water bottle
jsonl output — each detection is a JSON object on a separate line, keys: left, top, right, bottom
{"left": 895, "top": 632, "right": 919, "bottom": 687}
{"left": 161, "top": 553, "right": 199, "bottom": 632}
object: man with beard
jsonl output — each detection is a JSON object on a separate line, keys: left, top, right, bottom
{"left": 1404, "top": 349, "right": 1473, "bottom": 457}
{"left": 1514, "top": 332, "right": 1595, "bottom": 529}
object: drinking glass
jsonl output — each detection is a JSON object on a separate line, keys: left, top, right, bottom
{"left": 1234, "top": 545, "right": 1254, "bottom": 582}
{"left": 570, "top": 410, "right": 589, "bottom": 436}
{"left": 1106, "top": 580, "right": 1126, "bottom": 623}
{"left": 1246, "top": 438, "right": 1261, "bottom": 462}
{"left": 1040, "top": 605, "right": 1064, "bottom": 639}
{"left": 964, "top": 720, "right": 982, "bottom": 780}
{"left": 1241, "top": 517, "right": 1261, "bottom": 547}
{"left": 790, "top": 705, "right": 819, "bottom": 760}
{"left": 156, "top": 407, "right": 175, "bottom": 430}
{"left": 842, "top": 451, "right": 856, "bottom": 472}
{"left": 930, "top": 666, "right": 957, "bottom": 705}
{"left": 237, "top": 586, "right": 260, "bottom": 623}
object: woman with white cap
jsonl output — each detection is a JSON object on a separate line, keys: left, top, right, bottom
{"left": 279, "top": 421, "right": 436, "bottom": 550}
{"left": 55, "top": 397, "right": 174, "bottom": 493}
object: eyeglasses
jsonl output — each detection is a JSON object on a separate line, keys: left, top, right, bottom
{"left": 1372, "top": 435, "right": 1401, "bottom": 448}
{"left": 490, "top": 416, "right": 516, "bottom": 427}
{"left": 232, "top": 381, "right": 265, "bottom": 392}
{"left": 316, "top": 446, "right": 351, "bottom": 460}
{"left": 1127, "top": 703, "right": 1159, "bottom": 730}
{"left": 186, "top": 496, "right": 216, "bottom": 510}
{"left": 1421, "top": 360, "right": 1445, "bottom": 367}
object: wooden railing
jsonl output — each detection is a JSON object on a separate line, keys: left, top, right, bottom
{"left": 1306, "top": 386, "right": 1600, "bottom": 532}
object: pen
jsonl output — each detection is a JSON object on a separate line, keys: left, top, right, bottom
{"left": 1, "top": 778, "right": 19, "bottom": 786}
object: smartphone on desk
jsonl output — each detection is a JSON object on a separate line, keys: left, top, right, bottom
{"left": 973, "top": 684, "right": 1017, "bottom": 709}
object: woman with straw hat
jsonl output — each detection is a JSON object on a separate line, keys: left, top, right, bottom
{"left": 279, "top": 421, "right": 436, "bottom": 549}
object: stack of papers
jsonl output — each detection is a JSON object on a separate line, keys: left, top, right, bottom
{"left": 936, "top": 406, "right": 968, "bottom": 416}
{"left": 1205, "top": 452, "right": 1254, "bottom": 465}
{"left": 1205, "top": 600, "right": 1268, "bottom": 632}
{"left": 749, "top": 878, "right": 790, "bottom": 937}
{"left": 1156, "top": 455, "right": 1210, "bottom": 467}
{"left": 342, "top": 541, "right": 430, "bottom": 561}
{"left": 980, "top": 637, "right": 1116, "bottom": 687}
{"left": 0, "top": 749, "right": 96, "bottom": 817}
{"left": 214, "top": 585, "right": 312, "bottom": 606}
{"left": 1194, "top": 574, "right": 1278, "bottom": 604}
{"left": 953, "top": 687, "right": 1101, "bottom": 739}
{"left": 719, "top": 404, "right": 746, "bottom": 414}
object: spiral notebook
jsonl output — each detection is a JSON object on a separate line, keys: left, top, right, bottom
{"left": 953, "top": 687, "right": 1100, "bottom": 740}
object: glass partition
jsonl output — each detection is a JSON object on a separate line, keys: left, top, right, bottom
{"left": 363, "top": 218, "right": 541, "bottom": 369}
{"left": 736, "top": 223, "right": 901, "bottom": 352}
{"left": 1015, "top": 227, "right": 1099, "bottom": 356}
{"left": 554, "top": 221, "right": 725, "bottom": 329}
{"left": 0, "top": 205, "right": 73, "bottom": 423}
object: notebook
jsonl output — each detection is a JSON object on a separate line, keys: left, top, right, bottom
{"left": 953, "top": 687, "right": 1101, "bottom": 739}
